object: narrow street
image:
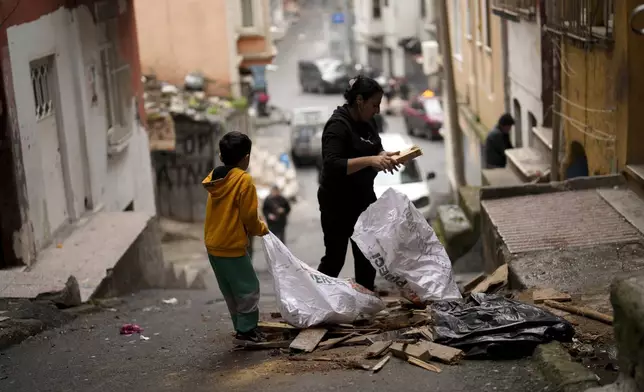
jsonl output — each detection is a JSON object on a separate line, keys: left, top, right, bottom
{"left": 0, "top": 4, "right": 552, "bottom": 392}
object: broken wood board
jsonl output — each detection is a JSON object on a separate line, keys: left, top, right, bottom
{"left": 258, "top": 321, "right": 298, "bottom": 331}
{"left": 367, "top": 328, "right": 413, "bottom": 343}
{"left": 318, "top": 332, "right": 374, "bottom": 348}
{"left": 404, "top": 343, "right": 431, "bottom": 361}
{"left": 423, "top": 342, "right": 464, "bottom": 364}
{"left": 544, "top": 300, "right": 613, "bottom": 325}
{"left": 289, "top": 328, "right": 328, "bottom": 352}
{"left": 371, "top": 354, "right": 392, "bottom": 373}
{"left": 389, "top": 342, "right": 407, "bottom": 359}
{"left": 328, "top": 328, "right": 380, "bottom": 335}
{"left": 462, "top": 273, "right": 486, "bottom": 293}
{"left": 234, "top": 340, "right": 293, "bottom": 350}
{"left": 392, "top": 146, "right": 423, "bottom": 164}
{"left": 318, "top": 333, "right": 359, "bottom": 351}
{"left": 471, "top": 264, "right": 508, "bottom": 294}
{"left": 532, "top": 288, "right": 572, "bottom": 304}
{"left": 402, "top": 326, "right": 434, "bottom": 341}
{"left": 365, "top": 340, "right": 393, "bottom": 358}
{"left": 408, "top": 357, "right": 442, "bottom": 373}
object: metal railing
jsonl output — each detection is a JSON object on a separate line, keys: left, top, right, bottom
{"left": 545, "top": 0, "right": 614, "bottom": 42}
{"left": 491, "top": 0, "right": 537, "bottom": 20}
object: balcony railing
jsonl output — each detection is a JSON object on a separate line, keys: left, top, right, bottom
{"left": 491, "top": 0, "right": 537, "bottom": 21}
{"left": 545, "top": 0, "right": 614, "bottom": 43}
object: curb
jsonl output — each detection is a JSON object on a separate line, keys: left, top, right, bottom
{"left": 533, "top": 342, "right": 600, "bottom": 392}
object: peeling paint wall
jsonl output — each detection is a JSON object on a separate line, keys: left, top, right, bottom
{"left": 1, "top": 0, "right": 155, "bottom": 266}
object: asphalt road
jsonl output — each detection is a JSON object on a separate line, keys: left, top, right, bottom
{"left": 0, "top": 4, "right": 551, "bottom": 392}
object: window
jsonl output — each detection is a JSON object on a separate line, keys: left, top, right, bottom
{"left": 451, "top": 0, "right": 462, "bottom": 57}
{"left": 373, "top": 0, "right": 382, "bottom": 19}
{"left": 96, "top": 1, "right": 133, "bottom": 150}
{"left": 421, "top": 0, "right": 426, "bottom": 18}
{"left": 481, "top": 0, "right": 492, "bottom": 48}
{"left": 241, "top": 0, "right": 254, "bottom": 28}
{"left": 30, "top": 56, "right": 55, "bottom": 121}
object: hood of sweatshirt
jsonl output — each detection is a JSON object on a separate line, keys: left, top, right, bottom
{"left": 326, "top": 104, "right": 355, "bottom": 130}
{"left": 202, "top": 166, "right": 246, "bottom": 200}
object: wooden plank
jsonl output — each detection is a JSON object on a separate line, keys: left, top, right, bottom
{"left": 392, "top": 146, "right": 423, "bottom": 164}
{"left": 289, "top": 328, "right": 328, "bottom": 352}
{"left": 471, "top": 264, "right": 508, "bottom": 294}
{"left": 423, "top": 342, "right": 464, "bottom": 364}
{"left": 234, "top": 340, "right": 293, "bottom": 350}
{"left": 544, "top": 300, "right": 613, "bottom": 325}
{"left": 462, "top": 273, "right": 486, "bottom": 293}
{"left": 371, "top": 354, "right": 392, "bottom": 373}
{"left": 408, "top": 357, "right": 442, "bottom": 373}
{"left": 365, "top": 340, "right": 393, "bottom": 358}
{"left": 404, "top": 343, "right": 431, "bottom": 361}
{"left": 389, "top": 342, "right": 407, "bottom": 359}
{"left": 532, "top": 288, "right": 572, "bottom": 304}
{"left": 257, "top": 321, "right": 297, "bottom": 331}
{"left": 318, "top": 333, "right": 359, "bottom": 351}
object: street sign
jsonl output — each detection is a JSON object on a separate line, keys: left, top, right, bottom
{"left": 331, "top": 12, "right": 344, "bottom": 24}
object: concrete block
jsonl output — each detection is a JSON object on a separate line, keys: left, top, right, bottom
{"left": 533, "top": 342, "right": 599, "bottom": 392}
{"left": 436, "top": 205, "right": 475, "bottom": 262}
{"left": 610, "top": 274, "right": 644, "bottom": 390}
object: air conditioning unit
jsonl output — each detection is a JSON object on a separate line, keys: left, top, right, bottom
{"left": 421, "top": 40, "right": 439, "bottom": 75}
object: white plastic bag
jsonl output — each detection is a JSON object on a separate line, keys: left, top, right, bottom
{"left": 262, "top": 233, "right": 385, "bottom": 328}
{"left": 352, "top": 188, "right": 462, "bottom": 303}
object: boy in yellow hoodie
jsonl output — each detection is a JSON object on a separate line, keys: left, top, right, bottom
{"left": 202, "top": 131, "right": 269, "bottom": 343}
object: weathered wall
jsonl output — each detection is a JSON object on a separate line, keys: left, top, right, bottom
{"left": 1, "top": 0, "right": 154, "bottom": 265}
{"left": 134, "top": 0, "right": 234, "bottom": 96}
{"left": 508, "top": 18, "right": 543, "bottom": 147}
{"left": 152, "top": 115, "right": 224, "bottom": 222}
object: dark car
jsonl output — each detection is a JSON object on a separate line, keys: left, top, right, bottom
{"left": 402, "top": 91, "right": 444, "bottom": 140}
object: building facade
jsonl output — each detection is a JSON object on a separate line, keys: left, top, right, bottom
{"left": 135, "top": 0, "right": 276, "bottom": 97}
{"left": 0, "top": 0, "right": 155, "bottom": 269}
{"left": 353, "top": 0, "right": 428, "bottom": 86}
{"left": 445, "top": 0, "right": 507, "bottom": 192}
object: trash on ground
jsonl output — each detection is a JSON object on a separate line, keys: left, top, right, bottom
{"left": 430, "top": 293, "right": 575, "bottom": 358}
{"left": 140, "top": 335, "right": 150, "bottom": 341}
{"left": 371, "top": 353, "right": 391, "bottom": 373}
{"left": 289, "top": 328, "right": 327, "bottom": 352}
{"left": 120, "top": 324, "right": 143, "bottom": 335}
{"left": 142, "top": 306, "right": 162, "bottom": 312}
{"left": 162, "top": 298, "right": 179, "bottom": 305}
{"left": 262, "top": 232, "right": 385, "bottom": 328}
{"left": 532, "top": 288, "right": 572, "bottom": 304}
{"left": 543, "top": 299, "right": 613, "bottom": 325}
{"left": 352, "top": 188, "right": 462, "bottom": 304}
{"left": 408, "top": 357, "right": 442, "bottom": 373}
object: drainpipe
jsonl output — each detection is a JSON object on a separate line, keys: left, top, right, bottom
{"left": 501, "top": 18, "right": 511, "bottom": 113}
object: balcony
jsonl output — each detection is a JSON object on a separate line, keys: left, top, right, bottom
{"left": 544, "top": 0, "right": 614, "bottom": 44}
{"left": 491, "top": 0, "right": 537, "bottom": 21}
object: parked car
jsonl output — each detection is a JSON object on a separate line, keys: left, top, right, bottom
{"left": 316, "top": 133, "right": 436, "bottom": 220}
{"left": 298, "top": 58, "right": 383, "bottom": 94}
{"left": 290, "top": 106, "right": 328, "bottom": 166}
{"left": 402, "top": 90, "right": 444, "bottom": 140}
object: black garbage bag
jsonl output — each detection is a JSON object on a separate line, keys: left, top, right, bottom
{"left": 429, "top": 293, "right": 575, "bottom": 359}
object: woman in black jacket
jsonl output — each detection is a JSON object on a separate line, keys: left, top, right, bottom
{"left": 317, "top": 75, "right": 400, "bottom": 291}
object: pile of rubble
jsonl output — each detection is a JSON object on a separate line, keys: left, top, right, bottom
{"left": 248, "top": 297, "right": 464, "bottom": 374}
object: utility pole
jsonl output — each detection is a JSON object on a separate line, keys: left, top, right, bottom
{"left": 437, "top": 0, "right": 465, "bottom": 189}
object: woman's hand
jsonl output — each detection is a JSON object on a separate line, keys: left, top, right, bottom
{"left": 380, "top": 150, "right": 400, "bottom": 157}
{"left": 370, "top": 154, "right": 400, "bottom": 173}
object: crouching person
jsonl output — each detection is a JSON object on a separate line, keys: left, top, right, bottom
{"left": 202, "top": 131, "right": 269, "bottom": 343}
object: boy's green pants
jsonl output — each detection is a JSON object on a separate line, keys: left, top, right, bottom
{"left": 207, "top": 253, "right": 260, "bottom": 333}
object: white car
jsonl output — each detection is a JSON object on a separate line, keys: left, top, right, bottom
{"left": 374, "top": 134, "right": 436, "bottom": 220}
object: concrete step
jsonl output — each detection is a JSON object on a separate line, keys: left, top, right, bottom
{"left": 0, "top": 212, "right": 155, "bottom": 302}
{"left": 505, "top": 147, "right": 550, "bottom": 182}
{"left": 434, "top": 205, "right": 476, "bottom": 262}
{"left": 481, "top": 167, "right": 524, "bottom": 187}
{"left": 597, "top": 188, "right": 644, "bottom": 236}
{"left": 531, "top": 126, "right": 552, "bottom": 160}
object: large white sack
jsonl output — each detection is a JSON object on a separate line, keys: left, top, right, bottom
{"left": 352, "top": 188, "right": 462, "bottom": 302}
{"left": 262, "top": 233, "right": 385, "bottom": 328}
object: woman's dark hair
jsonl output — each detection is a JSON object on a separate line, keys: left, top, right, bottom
{"left": 343, "top": 75, "right": 383, "bottom": 106}
{"left": 219, "top": 131, "right": 252, "bottom": 166}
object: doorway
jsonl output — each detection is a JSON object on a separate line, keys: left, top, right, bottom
{"left": 513, "top": 99, "right": 523, "bottom": 147}
{"left": 528, "top": 111, "right": 537, "bottom": 146}
{"left": 30, "top": 56, "right": 70, "bottom": 245}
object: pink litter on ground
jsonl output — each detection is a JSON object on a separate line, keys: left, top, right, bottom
{"left": 120, "top": 324, "right": 143, "bottom": 335}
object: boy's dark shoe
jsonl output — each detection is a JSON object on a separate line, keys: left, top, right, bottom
{"left": 234, "top": 328, "right": 267, "bottom": 344}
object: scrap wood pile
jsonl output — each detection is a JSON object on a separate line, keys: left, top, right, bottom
{"left": 241, "top": 297, "right": 464, "bottom": 374}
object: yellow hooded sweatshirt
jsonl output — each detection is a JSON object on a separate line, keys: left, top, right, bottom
{"left": 202, "top": 166, "right": 268, "bottom": 257}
